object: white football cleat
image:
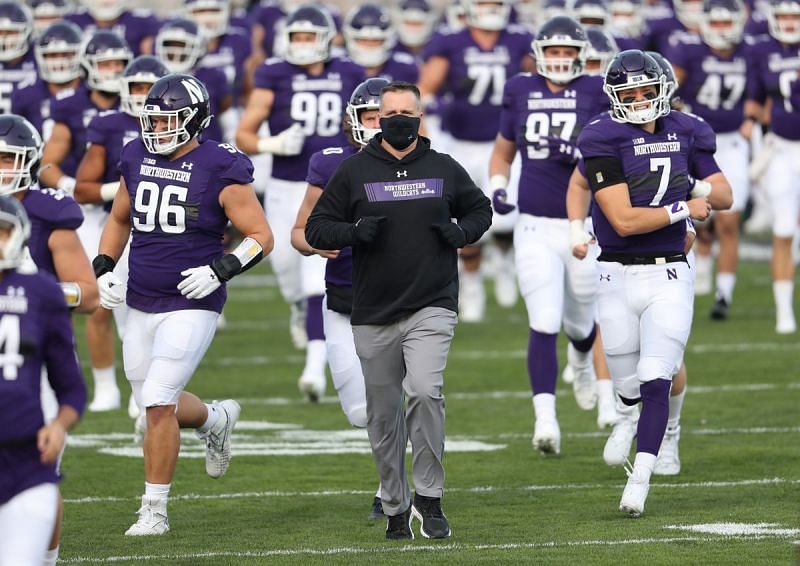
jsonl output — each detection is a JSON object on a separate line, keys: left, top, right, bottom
{"left": 532, "top": 417, "right": 561, "bottom": 455}
{"left": 199, "top": 399, "right": 241, "bottom": 479}
{"left": 776, "top": 311, "right": 797, "bottom": 334}
{"left": 596, "top": 382, "right": 618, "bottom": 429}
{"left": 459, "top": 272, "right": 485, "bottom": 323}
{"left": 619, "top": 464, "right": 650, "bottom": 518}
{"left": 298, "top": 372, "right": 326, "bottom": 403}
{"left": 125, "top": 496, "right": 169, "bottom": 536}
{"left": 561, "top": 363, "right": 575, "bottom": 384}
{"left": 603, "top": 415, "right": 638, "bottom": 466}
{"left": 289, "top": 301, "right": 308, "bottom": 350}
{"left": 493, "top": 253, "right": 518, "bottom": 308}
{"left": 567, "top": 343, "right": 597, "bottom": 411}
{"left": 88, "top": 385, "right": 121, "bottom": 412}
{"left": 654, "top": 426, "right": 681, "bottom": 476}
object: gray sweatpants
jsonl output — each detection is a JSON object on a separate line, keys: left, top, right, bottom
{"left": 352, "top": 306, "right": 457, "bottom": 516}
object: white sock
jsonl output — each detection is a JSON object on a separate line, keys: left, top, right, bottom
{"left": 303, "top": 340, "right": 327, "bottom": 375}
{"left": 197, "top": 403, "right": 221, "bottom": 433}
{"left": 695, "top": 254, "right": 712, "bottom": 279}
{"left": 773, "top": 280, "right": 794, "bottom": 315}
{"left": 144, "top": 482, "right": 171, "bottom": 500}
{"left": 667, "top": 388, "right": 685, "bottom": 430}
{"left": 43, "top": 546, "right": 59, "bottom": 566}
{"left": 633, "top": 452, "right": 657, "bottom": 479}
{"left": 715, "top": 272, "right": 736, "bottom": 303}
{"left": 532, "top": 393, "right": 556, "bottom": 421}
{"left": 461, "top": 270, "right": 483, "bottom": 287}
{"left": 92, "top": 366, "right": 116, "bottom": 390}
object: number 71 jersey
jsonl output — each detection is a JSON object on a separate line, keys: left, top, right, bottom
{"left": 119, "top": 139, "right": 255, "bottom": 314}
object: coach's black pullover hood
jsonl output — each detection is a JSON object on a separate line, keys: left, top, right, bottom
{"left": 306, "top": 135, "right": 492, "bottom": 325}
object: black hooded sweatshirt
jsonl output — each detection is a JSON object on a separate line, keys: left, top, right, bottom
{"left": 305, "top": 135, "right": 492, "bottom": 325}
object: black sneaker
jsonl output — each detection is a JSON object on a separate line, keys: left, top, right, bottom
{"left": 411, "top": 493, "right": 451, "bottom": 539}
{"left": 710, "top": 297, "right": 729, "bottom": 320}
{"left": 385, "top": 506, "right": 413, "bottom": 540}
{"left": 368, "top": 497, "right": 385, "bottom": 521}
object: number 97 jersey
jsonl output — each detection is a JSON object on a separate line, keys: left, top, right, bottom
{"left": 119, "top": 139, "right": 255, "bottom": 314}
{"left": 253, "top": 56, "right": 365, "bottom": 182}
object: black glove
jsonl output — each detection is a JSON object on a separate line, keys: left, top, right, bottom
{"left": 351, "top": 216, "right": 386, "bottom": 243}
{"left": 431, "top": 222, "right": 467, "bottom": 248}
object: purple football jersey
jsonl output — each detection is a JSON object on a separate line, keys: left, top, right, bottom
{"left": 119, "top": 139, "right": 254, "bottom": 314}
{"left": 648, "top": 14, "right": 687, "bottom": 54}
{"left": 253, "top": 57, "right": 365, "bottom": 181}
{"left": 194, "top": 66, "right": 230, "bottom": 142}
{"left": 198, "top": 29, "right": 251, "bottom": 102}
{"left": 65, "top": 9, "right": 159, "bottom": 56}
{"left": 668, "top": 35, "right": 748, "bottom": 134}
{"left": 0, "top": 50, "right": 37, "bottom": 116}
{"left": 372, "top": 52, "right": 420, "bottom": 83}
{"left": 423, "top": 25, "right": 534, "bottom": 141}
{"left": 745, "top": 35, "right": 800, "bottom": 140}
{"left": 578, "top": 111, "right": 718, "bottom": 254}
{"left": 499, "top": 73, "right": 609, "bottom": 218}
{"left": 11, "top": 78, "right": 52, "bottom": 136}
{"left": 87, "top": 110, "right": 140, "bottom": 185}
{"left": 306, "top": 145, "right": 358, "bottom": 288}
{"left": 0, "top": 270, "right": 86, "bottom": 504}
{"left": 21, "top": 186, "right": 84, "bottom": 277}
{"left": 50, "top": 85, "right": 119, "bottom": 179}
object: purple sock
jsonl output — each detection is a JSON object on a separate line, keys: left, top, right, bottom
{"left": 527, "top": 329, "right": 558, "bottom": 395}
{"left": 569, "top": 323, "right": 597, "bottom": 353}
{"left": 305, "top": 295, "right": 325, "bottom": 341}
{"left": 636, "top": 379, "right": 672, "bottom": 455}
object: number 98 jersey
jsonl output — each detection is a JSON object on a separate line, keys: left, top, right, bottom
{"left": 119, "top": 139, "right": 254, "bottom": 314}
{"left": 253, "top": 56, "right": 365, "bottom": 182}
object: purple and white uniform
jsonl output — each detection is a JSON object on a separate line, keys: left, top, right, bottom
{"left": 198, "top": 28, "right": 251, "bottom": 103}
{"left": 119, "top": 139, "right": 254, "bottom": 315}
{"left": 249, "top": 1, "right": 286, "bottom": 58}
{"left": 21, "top": 186, "right": 84, "bottom": 277}
{"left": 0, "top": 50, "right": 37, "bottom": 116}
{"left": 370, "top": 51, "right": 420, "bottom": 84}
{"left": 194, "top": 66, "right": 229, "bottom": 143}
{"left": 87, "top": 110, "right": 140, "bottom": 185}
{"left": 65, "top": 9, "right": 160, "bottom": 56}
{"left": 0, "top": 270, "right": 86, "bottom": 506}
{"left": 11, "top": 78, "right": 53, "bottom": 138}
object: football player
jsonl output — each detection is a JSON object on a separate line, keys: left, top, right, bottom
{"left": 584, "top": 26, "right": 620, "bottom": 75}
{"left": 236, "top": 5, "right": 364, "bottom": 401}
{"left": 28, "top": 0, "right": 74, "bottom": 39}
{"left": 392, "top": 0, "right": 438, "bottom": 56}
{"left": 13, "top": 20, "right": 83, "bottom": 136}
{"left": 0, "top": 195, "right": 86, "bottom": 566}
{"left": 40, "top": 29, "right": 131, "bottom": 412}
{"left": 577, "top": 49, "right": 731, "bottom": 516}
{"left": 95, "top": 73, "right": 273, "bottom": 535}
{"left": 0, "top": 3, "right": 38, "bottom": 116}
{"left": 745, "top": 0, "right": 800, "bottom": 334}
{"left": 290, "top": 77, "right": 389, "bottom": 521}
{"left": 489, "top": 16, "right": 609, "bottom": 454}
{"left": 64, "top": 0, "right": 158, "bottom": 56}
{"left": 668, "top": 0, "right": 749, "bottom": 317}
{"left": 343, "top": 4, "right": 419, "bottom": 83}
{"left": 419, "top": 0, "right": 534, "bottom": 323}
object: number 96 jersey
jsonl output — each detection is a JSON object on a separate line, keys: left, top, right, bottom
{"left": 119, "top": 139, "right": 255, "bottom": 314}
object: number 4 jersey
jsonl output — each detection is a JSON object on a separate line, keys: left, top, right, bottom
{"left": 119, "top": 139, "right": 255, "bottom": 314}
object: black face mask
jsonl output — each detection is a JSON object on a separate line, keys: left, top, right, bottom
{"left": 379, "top": 115, "right": 420, "bottom": 150}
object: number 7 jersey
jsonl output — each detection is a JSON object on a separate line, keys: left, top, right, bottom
{"left": 119, "top": 139, "right": 255, "bottom": 314}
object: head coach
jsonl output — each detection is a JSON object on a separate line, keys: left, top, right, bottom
{"left": 305, "top": 81, "right": 492, "bottom": 541}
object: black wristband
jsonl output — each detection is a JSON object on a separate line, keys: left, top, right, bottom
{"left": 92, "top": 254, "right": 116, "bottom": 278}
{"left": 210, "top": 254, "right": 242, "bottom": 282}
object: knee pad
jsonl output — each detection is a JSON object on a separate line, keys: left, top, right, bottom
{"left": 612, "top": 373, "right": 640, "bottom": 402}
{"left": 637, "top": 357, "right": 678, "bottom": 384}
{"left": 528, "top": 307, "right": 562, "bottom": 335}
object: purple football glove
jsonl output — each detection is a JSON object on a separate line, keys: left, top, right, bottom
{"left": 539, "top": 136, "right": 581, "bottom": 165}
{"left": 492, "top": 189, "right": 516, "bottom": 215}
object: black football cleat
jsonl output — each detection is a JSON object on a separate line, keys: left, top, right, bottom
{"left": 710, "top": 297, "right": 729, "bottom": 321}
{"left": 385, "top": 505, "right": 413, "bottom": 540}
{"left": 411, "top": 493, "right": 451, "bottom": 539}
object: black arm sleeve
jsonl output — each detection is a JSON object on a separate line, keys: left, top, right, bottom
{"left": 449, "top": 158, "right": 493, "bottom": 244}
{"left": 584, "top": 156, "right": 627, "bottom": 193}
{"left": 305, "top": 164, "right": 357, "bottom": 250}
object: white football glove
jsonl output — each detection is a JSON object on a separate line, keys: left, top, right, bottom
{"left": 570, "top": 219, "right": 594, "bottom": 247}
{"left": 257, "top": 123, "right": 305, "bottom": 156}
{"left": 97, "top": 272, "right": 125, "bottom": 309}
{"left": 177, "top": 265, "right": 221, "bottom": 300}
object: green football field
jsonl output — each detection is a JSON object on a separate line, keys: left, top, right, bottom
{"left": 57, "top": 260, "right": 799, "bottom": 564}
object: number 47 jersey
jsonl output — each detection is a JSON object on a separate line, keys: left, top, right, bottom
{"left": 119, "top": 139, "right": 255, "bottom": 314}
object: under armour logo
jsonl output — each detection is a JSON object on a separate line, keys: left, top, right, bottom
{"left": 600, "top": 274, "right": 611, "bottom": 281}
{"left": 396, "top": 170, "right": 407, "bottom": 178}
{"left": 564, "top": 90, "right": 576, "bottom": 98}
{"left": 667, "top": 132, "right": 678, "bottom": 141}
{"left": 667, "top": 268, "right": 678, "bottom": 280}
{"left": 181, "top": 162, "right": 194, "bottom": 170}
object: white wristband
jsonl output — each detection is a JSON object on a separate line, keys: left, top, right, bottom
{"left": 100, "top": 181, "right": 120, "bottom": 202}
{"left": 569, "top": 219, "right": 591, "bottom": 247}
{"left": 664, "top": 200, "right": 690, "bottom": 225}
{"left": 489, "top": 174, "right": 509, "bottom": 191}
{"left": 56, "top": 176, "right": 76, "bottom": 195}
{"left": 257, "top": 136, "right": 280, "bottom": 155}
{"left": 690, "top": 179, "right": 712, "bottom": 198}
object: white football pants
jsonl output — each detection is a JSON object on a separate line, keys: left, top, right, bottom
{"left": 0, "top": 483, "right": 58, "bottom": 566}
